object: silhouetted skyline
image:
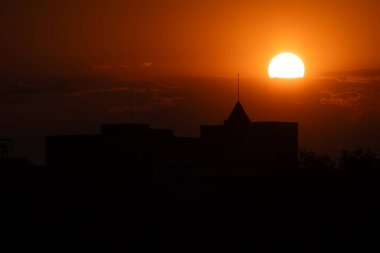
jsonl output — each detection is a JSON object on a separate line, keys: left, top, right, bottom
{"left": 1, "top": 75, "right": 380, "bottom": 164}
{"left": 46, "top": 101, "right": 298, "bottom": 170}
{"left": 2, "top": 1, "right": 380, "bottom": 249}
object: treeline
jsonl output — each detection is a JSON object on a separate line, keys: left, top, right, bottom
{"left": 299, "top": 148, "right": 380, "bottom": 172}
{"left": 2, "top": 146, "right": 380, "bottom": 250}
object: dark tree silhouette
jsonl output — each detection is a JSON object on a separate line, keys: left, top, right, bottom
{"left": 338, "top": 148, "right": 379, "bottom": 171}
{"left": 299, "top": 149, "right": 335, "bottom": 172}
{"left": 0, "top": 138, "right": 14, "bottom": 159}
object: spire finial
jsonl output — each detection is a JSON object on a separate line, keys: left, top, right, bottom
{"left": 238, "top": 72, "right": 240, "bottom": 102}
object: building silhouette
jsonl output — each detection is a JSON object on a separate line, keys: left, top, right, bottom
{"left": 46, "top": 101, "right": 298, "bottom": 171}
{"left": 201, "top": 101, "right": 298, "bottom": 169}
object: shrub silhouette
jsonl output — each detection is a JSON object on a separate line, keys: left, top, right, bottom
{"left": 338, "top": 148, "right": 379, "bottom": 171}
{"left": 299, "top": 149, "right": 334, "bottom": 173}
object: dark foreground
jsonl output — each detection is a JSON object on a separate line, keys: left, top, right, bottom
{"left": 2, "top": 158, "right": 380, "bottom": 251}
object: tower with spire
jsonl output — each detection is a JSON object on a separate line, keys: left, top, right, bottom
{"left": 224, "top": 73, "right": 250, "bottom": 128}
{"left": 201, "top": 74, "right": 298, "bottom": 170}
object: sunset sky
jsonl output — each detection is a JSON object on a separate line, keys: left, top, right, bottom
{"left": 1, "top": 0, "right": 380, "bottom": 77}
{"left": 1, "top": 0, "right": 380, "bottom": 163}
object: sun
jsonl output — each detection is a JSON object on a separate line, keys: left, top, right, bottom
{"left": 268, "top": 52, "right": 305, "bottom": 78}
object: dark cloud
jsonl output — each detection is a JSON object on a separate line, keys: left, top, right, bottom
{"left": 0, "top": 77, "right": 183, "bottom": 124}
{"left": 108, "top": 91, "right": 181, "bottom": 114}
{"left": 0, "top": 79, "right": 66, "bottom": 98}
{"left": 0, "top": 77, "right": 179, "bottom": 98}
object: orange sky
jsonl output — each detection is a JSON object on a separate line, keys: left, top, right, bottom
{"left": 1, "top": 0, "right": 380, "bottom": 77}
{"left": 1, "top": 1, "right": 380, "bottom": 164}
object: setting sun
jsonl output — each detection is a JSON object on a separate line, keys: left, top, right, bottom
{"left": 268, "top": 53, "right": 305, "bottom": 79}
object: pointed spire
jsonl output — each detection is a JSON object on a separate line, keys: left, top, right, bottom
{"left": 238, "top": 72, "right": 240, "bottom": 102}
{"left": 224, "top": 73, "right": 251, "bottom": 127}
{"left": 224, "top": 101, "right": 251, "bottom": 127}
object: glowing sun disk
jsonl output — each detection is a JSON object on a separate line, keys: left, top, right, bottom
{"left": 268, "top": 53, "right": 305, "bottom": 78}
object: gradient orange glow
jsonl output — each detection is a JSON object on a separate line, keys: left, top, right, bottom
{"left": 1, "top": 1, "right": 380, "bottom": 78}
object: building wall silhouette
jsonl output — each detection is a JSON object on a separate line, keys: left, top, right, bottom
{"left": 46, "top": 102, "right": 298, "bottom": 170}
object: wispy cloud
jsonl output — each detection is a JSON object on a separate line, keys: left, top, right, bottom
{"left": 320, "top": 68, "right": 380, "bottom": 83}
{"left": 0, "top": 78, "right": 175, "bottom": 98}
{"left": 109, "top": 92, "right": 182, "bottom": 114}
{"left": 140, "top": 79, "right": 178, "bottom": 89}
{"left": 0, "top": 77, "right": 183, "bottom": 116}
{"left": 141, "top": 62, "right": 153, "bottom": 68}
{"left": 320, "top": 91, "right": 364, "bottom": 120}
{"left": 320, "top": 92, "right": 363, "bottom": 107}
{"left": 91, "top": 64, "right": 130, "bottom": 73}
{"left": 92, "top": 65, "right": 113, "bottom": 70}
{"left": 152, "top": 94, "right": 182, "bottom": 106}
{"left": 118, "top": 65, "right": 129, "bottom": 69}
{"left": 66, "top": 86, "right": 140, "bottom": 97}
{"left": 109, "top": 105, "right": 154, "bottom": 113}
